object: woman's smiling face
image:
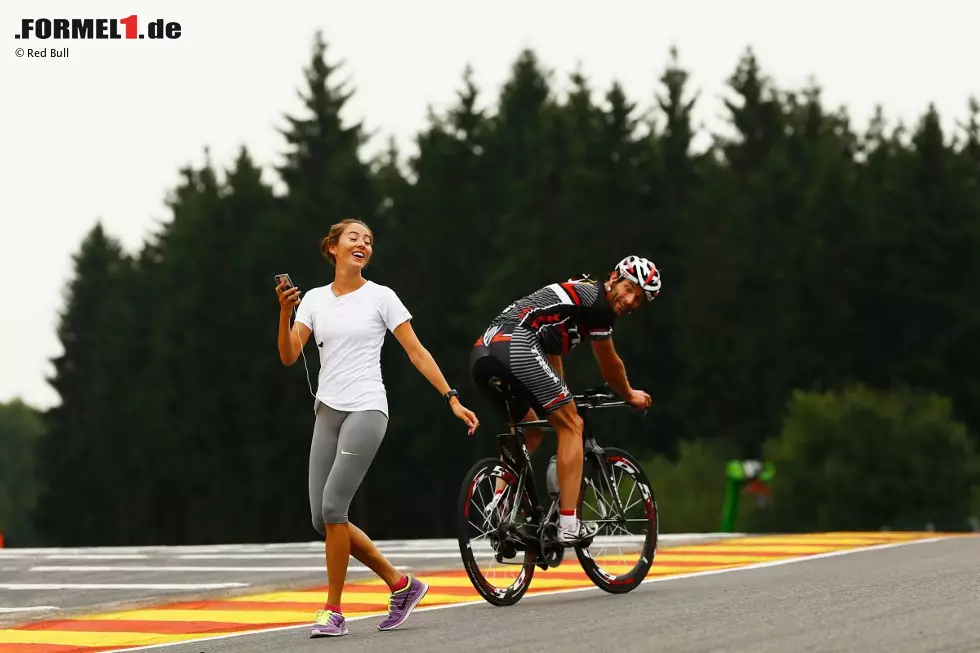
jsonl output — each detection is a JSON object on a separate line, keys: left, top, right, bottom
{"left": 330, "top": 221, "right": 373, "bottom": 270}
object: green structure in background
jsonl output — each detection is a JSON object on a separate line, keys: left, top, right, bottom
{"left": 721, "top": 459, "right": 776, "bottom": 533}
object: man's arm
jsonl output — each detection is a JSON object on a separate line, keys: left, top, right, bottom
{"left": 590, "top": 337, "right": 632, "bottom": 399}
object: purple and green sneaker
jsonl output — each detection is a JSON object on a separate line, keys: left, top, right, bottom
{"left": 378, "top": 574, "right": 428, "bottom": 631}
{"left": 310, "top": 609, "right": 348, "bottom": 637}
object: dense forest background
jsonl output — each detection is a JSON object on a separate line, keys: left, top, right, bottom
{"left": 3, "top": 32, "right": 978, "bottom": 546}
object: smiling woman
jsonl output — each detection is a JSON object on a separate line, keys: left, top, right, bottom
{"left": 274, "top": 217, "right": 480, "bottom": 639}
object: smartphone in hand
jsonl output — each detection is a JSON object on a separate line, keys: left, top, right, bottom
{"left": 274, "top": 273, "right": 293, "bottom": 290}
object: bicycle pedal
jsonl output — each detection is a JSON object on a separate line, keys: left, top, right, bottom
{"left": 556, "top": 534, "right": 595, "bottom": 549}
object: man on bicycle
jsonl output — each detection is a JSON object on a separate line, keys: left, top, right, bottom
{"left": 469, "top": 255, "right": 660, "bottom": 544}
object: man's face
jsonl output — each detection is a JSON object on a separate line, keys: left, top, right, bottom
{"left": 606, "top": 275, "right": 646, "bottom": 315}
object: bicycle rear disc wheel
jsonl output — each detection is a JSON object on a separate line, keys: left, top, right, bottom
{"left": 456, "top": 457, "right": 535, "bottom": 606}
{"left": 575, "top": 447, "right": 658, "bottom": 594}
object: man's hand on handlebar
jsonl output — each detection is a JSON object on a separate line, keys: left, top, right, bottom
{"left": 626, "top": 389, "right": 652, "bottom": 410}
{"left": 574, "top": 383, "right": 650, "bottom": 416}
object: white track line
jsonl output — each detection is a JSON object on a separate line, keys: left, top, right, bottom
{"left": 0, "top": 606, "right": 59, "bottom": 613}
{"left": 178, "top": 554, "right": 327, "bottom": 560}
{"left": 29, "top": 565, "right": 409, "bottom": 573}
{"left": 107, "top": 536, "right": 951, "bottom": 653}
{"left": 0, "top": 533, "right": 743, "bottom": 557}
{"left": 0, "top": 547, "right": 148, "bottom": 555}
{"left": 0, "top": 583, "right": 249, "bottom": 590}
{"left": 177, "top": 552, "right": 489, "bottom": 560}
{"left": 44, "top": 554, "right": 149, "bottom": 560}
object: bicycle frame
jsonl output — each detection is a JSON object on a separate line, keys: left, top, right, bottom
{"left": 492, "top": 390, "right": 635, "bottom": 549}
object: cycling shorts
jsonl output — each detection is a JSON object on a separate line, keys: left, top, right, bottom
{"left": 469, "top": 322, "right": 573, "bottom": 422}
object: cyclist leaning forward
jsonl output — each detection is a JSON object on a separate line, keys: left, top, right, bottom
{"left": 469, "top": 255, "right": 661, "bottom": 544}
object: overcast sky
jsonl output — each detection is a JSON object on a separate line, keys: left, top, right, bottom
{"left": 3, "top": 0, "right": 978, "bottom": 409}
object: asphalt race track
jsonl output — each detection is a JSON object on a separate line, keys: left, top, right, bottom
{"left": 0, "top": 534, "right": 725, "bottom": 629}
{"left": 1, "top": 532, "right": 977, "bottom": 652}
{"left": 0, "top": 537, "right": 496, "bottom": 617}
{"left": 0, "top": 534, "right": 722, "bottom": 628}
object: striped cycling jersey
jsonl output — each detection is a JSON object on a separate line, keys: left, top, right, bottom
{"left": 489, "top": 276, "right": 616, "bottom": 355}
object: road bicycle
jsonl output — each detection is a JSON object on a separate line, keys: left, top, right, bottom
{"left": 455, "top": 384, "right": 659, "bottom": 606}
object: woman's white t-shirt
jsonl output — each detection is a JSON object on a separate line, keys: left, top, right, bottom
{"left": 294, "top": 280, "right": 411, "bottom": 417}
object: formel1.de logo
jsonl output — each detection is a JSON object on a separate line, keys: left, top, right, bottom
{"left": 15, "top": 16, "right": 182, "bottom": 40}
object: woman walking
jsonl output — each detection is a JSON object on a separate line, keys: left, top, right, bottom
{"left": 276, "top": 218, "right": 480, "bottom": 637}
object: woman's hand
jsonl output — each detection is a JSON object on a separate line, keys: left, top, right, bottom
{"left": 276, "top": 280, "right": 301, "bottom": 314}
{"left": 450, "top": 399, "right": 480, "bottom": 436}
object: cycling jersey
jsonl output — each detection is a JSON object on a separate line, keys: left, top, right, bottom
{"left": 470, "top": 275, "right": 616, "bottom": 418}
{"left": 485, "top": 276, "right": 616, "bottom": 355}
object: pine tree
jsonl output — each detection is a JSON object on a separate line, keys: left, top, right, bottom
{"left": 0, "top": 399, "right": 45, "bottom": 545}
{"left": 35, "top": 224, "right": 133, "bottom": 544}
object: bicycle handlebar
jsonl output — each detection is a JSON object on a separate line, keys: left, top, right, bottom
{"left": 573, "top": 385, "right": 648, "bottom": 418}
{"left": 511, "top": 385, "right": 645, "bottom": 430}
{"left": 573, "top": 385, "right": 625, "bottom": 407}
{"left": 575, "top": 394, "right": 620, "bottom": 403}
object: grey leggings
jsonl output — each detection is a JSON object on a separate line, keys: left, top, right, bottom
{"left": 309, "top": 401, "right": 388, "bottom": 535}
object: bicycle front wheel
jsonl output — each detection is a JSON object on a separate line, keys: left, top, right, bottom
{"left": 456, "top": 457, "right": 536, "bottom": 606}
{"left": 575, "top": 447, "right": 659, "bottom": 593}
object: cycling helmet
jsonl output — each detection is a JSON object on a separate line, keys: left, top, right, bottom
{"left": 614, "top": 255, "right": 661, "bottom": 301}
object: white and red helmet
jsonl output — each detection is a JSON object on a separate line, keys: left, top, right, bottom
{"left": 615, "top": 255, "right": 661, "bottom": 301}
